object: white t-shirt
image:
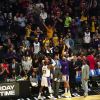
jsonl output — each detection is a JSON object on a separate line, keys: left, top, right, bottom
{"left": 84, "top": 32, "right": 91, "bottom": 43}
{"left": 33, "top": 42, "right": 40, "bottom": 54}
{"left": 22, "top": 59, "right": 32, "bottom": 71}
{"left": 46, "top": 48, "right": 53, "bottom": 54}
{"left": 18, "top": 17, "right": 26, "bottom": 27}
{"left": 14, "top": 16, "right": 18, "bottom": 22}
{"left": 40, "top": 12, "right": 47, "bottom": 21}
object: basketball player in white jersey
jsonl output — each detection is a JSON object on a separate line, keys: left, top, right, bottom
{"left": 38, "top": 56, "right": 55, "bottom": 99}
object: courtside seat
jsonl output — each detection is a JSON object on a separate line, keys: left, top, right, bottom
{"left": 89, "top": 69, "right": 100, "bottom": 85}
{"left": 76, "top": 76, "right": 81, "bottom": 82}
{"left": 76, "top": 72, "right": 81, "bottom": 82}
{"left": 89, "top": 69, "right": 97, "bottom": 77}
{"left": 96, "top": 69, "right": 100, "bottom": 76}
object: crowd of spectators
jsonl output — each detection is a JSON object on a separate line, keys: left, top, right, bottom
{"left": 0, "top": 0, "right": 100, "bottom": 96}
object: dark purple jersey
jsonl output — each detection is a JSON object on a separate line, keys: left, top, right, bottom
{"left": 60, "top": 60, "right": 69, "bottom": 75}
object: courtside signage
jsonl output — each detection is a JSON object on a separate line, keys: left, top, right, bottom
{"left": 0, "top": 83, "right": 19, "bottom": 97}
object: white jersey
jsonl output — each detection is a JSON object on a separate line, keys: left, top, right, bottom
{"left": 33, "top": 42, "right": 40, "bottom": 54}
{"left": 22, "top": 60, "right": 31, "bottom": 71}
{"left": 18, "top": 17, "right": 26, "bottom": 27}
{"left": 84, "top": 32, "right": 91, "bottom": 43}
{"left": 40, "top": 12, "right": 47, "bottom": 20}
{"left": 42, "top": 65, "right": 50, "bottom": 77}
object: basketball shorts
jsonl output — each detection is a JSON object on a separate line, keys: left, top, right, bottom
{"left": 41, "top": 76, "right": 51, "bottom": 87}
{"left": 62, "top": 75, "right": 69, "bottom": 82}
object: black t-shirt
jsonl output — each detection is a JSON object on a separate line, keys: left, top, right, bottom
{"left": 75, "top": 59, "right": 82, "bottom": 71}
{"left": 55, "top": 17, "right": 64, "bottom": 33}
{"left": 0, "top": 69, "right": 7, "bottom": 82}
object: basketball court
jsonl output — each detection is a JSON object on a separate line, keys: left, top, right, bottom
{"left": 57, "top": 95, "right": 100, "bottom": 100}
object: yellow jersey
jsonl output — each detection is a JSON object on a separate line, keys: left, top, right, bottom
{"left": 25, "top": 27, "right": 32, "bottom": 38}
{"left": 53, "top": 36, "right": 59, "bottom": 46}
{"left": 47, "top": 27, "right": 54, "bottom": 39}
{"left": 91, "top": 21, "right": 96, "bottom": 33}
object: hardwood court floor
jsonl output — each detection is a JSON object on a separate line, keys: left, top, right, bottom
{"left": 57, "top": 95, "right": 100, "bottom": 100}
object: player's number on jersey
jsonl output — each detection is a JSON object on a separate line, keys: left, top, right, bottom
{"left": 43, "top": 70, "right": 46, "bottom": 74}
